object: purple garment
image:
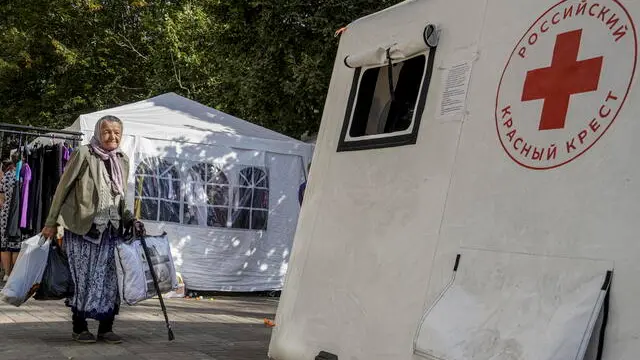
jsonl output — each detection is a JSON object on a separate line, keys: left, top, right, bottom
{"left": 19, "top": 164, "right": 32, "bottom": 228}
{"left": 62, "top": 146, "right": 70, "bottom": 172}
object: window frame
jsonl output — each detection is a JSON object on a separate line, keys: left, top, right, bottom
{"left": 182, "top": 162, "right": 231, "bottom": 228}
{"left": 337, "top": 47, "right": 438, "bottom": 152}
{"left": 134, "top": 159, "right": 182, "bottom": 224}
{"left": 231, "top": 166, "right": 269, "bottom": 231}
{"left": 134, "top": 157, "right": 270, "bottom": 231}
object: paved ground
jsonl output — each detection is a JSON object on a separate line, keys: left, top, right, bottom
{"left": 0, "top": 294, "right": 279, "bottom": 360}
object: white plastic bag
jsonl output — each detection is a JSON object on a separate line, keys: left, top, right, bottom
{"left": 0, "top": 235, "right": 51, "bottom": 306}
{"left": 115, "top": 234, "right": 178, "bottom": 305}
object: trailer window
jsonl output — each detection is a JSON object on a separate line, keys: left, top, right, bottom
{"left": 338, "top": 50, "right": 436, "bottom": 152}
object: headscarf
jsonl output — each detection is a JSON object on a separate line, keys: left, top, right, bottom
{"left": 89, "top": 115, "right": 125, "bottom": 195}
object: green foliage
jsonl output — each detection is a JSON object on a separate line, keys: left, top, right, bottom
{"left": 0, "top": 0, "right": 401, "bottom": 137}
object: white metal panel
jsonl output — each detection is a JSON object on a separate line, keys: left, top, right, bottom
{"left": 415, "top": 250, "right": 612, "bottom": 360}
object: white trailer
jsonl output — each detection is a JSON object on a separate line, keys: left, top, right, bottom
{"left": 269, "top": 0, "right": 638, "bottom": 359}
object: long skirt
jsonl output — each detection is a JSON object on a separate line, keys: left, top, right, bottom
{"left": 63, "top": 227, "right": 120, "bottom": 321}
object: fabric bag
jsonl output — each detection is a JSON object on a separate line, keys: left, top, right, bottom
{"left": 0, "top": 235, "right": 51, "bottom": 306}
{"left": 115, "top": 233, "right": 178, "bottom": 305}
{"left": 33, "top": 242, "right": 74, "bottom": 300}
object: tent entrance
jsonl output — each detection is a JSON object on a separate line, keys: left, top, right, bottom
{"left": 413, "top": 250, "right": 613, "bottom": 360}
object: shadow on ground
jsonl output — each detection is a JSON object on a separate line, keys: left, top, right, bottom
{"left": 0, "top": 296, "right": 277, "bottom": 360}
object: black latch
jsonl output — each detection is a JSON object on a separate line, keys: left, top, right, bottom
{"left": 386, "top": 48, "right": 396, "bottom": 103}
{"left": 315, "top": 351, "right": 338, "bottom": 360}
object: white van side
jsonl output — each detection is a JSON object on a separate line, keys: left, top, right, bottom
{"left": 269, "top": 1, "right": 639, "bottom": 359}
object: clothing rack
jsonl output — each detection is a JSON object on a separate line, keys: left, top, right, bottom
{"left": 0, "top": 123, "right": 84, "bottom": 162}
{"left": 0, "top": 123, "right": 81, "bottom": 236}
{"left": 0, "top": 122, "right": 84, "bottom": 137}
{"left": 0, "top": 129, "right": 82, "bottom": 142}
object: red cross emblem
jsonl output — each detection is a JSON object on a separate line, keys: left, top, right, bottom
{"left": 521, "top": 29, "right": 604, "bottom": 131}
{"left": 495, "top": 0, "right": 637, "bottom": 170}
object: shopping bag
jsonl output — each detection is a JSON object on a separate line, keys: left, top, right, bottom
{"left": 0, "top": 235, "right": 51, "bottom": 306}
{"left": 115, "top": 233, "right": 178, "bottom": 306}
{"left": 33, "top": 242, "right": 74, "bottom": 300}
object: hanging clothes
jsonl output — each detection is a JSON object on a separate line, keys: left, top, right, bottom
{"left": 62, "top": 144, "right": 71, "bottom": 172}
{"left": 0, "top": 138, "right": 80, "bottom": 236}
{"left": 0, "top": 168, "right": 15, "bottom": 241}
{"left": 0, "top": 167, "right": 20, "bottom": 252}
{"left": 6, "top": 165, "right": 23, "bottom": 242}
{"left": 57, "top": 143, "right": 65, "bottom": 177}
{"left": 40, "top": 145, "right": 60, "bottom": 228}
{"left": 0, "top": 124, "right": 83, "bottom": 235}
{"left": 35, "top": 146, "right": 46, "bottom": 231}
{"left": 25, "top": 150, "right": 39, "bottom": 233}
{"left": 14, "top": 160, "right": 22, "bottom": 181}
{"left": 19, "top": 144, "right": 78, "bottom": 233}
{"left": 19, "top": 163, "right": 32, "bottom": 229}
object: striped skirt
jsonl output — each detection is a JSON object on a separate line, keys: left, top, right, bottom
{"left": 63, "top": 226, "right": 120, "bottom": 320}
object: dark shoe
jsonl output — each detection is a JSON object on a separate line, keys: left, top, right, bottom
{"left": 98, "top": 332, "right": 122, "bottom": 344}
{"left": 72, "top": 331, "right": 96, "bottom": 343}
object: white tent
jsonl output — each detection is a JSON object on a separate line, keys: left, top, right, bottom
{"left": 270, "top": 0, "right": 636, "bottom": 359}
{"left": 60, "top": 92, "right": 314, "bottom": 292}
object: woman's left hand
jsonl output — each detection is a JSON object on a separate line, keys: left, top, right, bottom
{"left": 41, "top": 226, "right": 58, "bottom": 240}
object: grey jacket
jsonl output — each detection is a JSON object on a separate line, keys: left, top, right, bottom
{"left": 45, "top": 145, "right": 132, "bottom": 235}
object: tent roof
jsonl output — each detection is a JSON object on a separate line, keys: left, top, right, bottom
{"left": 73, "top": 92, "right": 301, "bottom": 145}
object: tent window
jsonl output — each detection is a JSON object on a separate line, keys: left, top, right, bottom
{"left": 232, "top": 167, "right": 269, "bottom": 230}
{"left": 337, "top": 50, "right": 437, "bottom": 152}
{"left": 135, "top": 159, "right": 269, "bottom": 231}
{"left": 183, "top": 163, "right": 230, "bottom": 228}
{"left": 134, "top": 158, "right": 181, "bottom": 223}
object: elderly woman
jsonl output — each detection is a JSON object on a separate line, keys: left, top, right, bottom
{"left": 41, "top": 115, "right": 139, "bottom": 344}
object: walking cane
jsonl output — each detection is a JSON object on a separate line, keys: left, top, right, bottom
{"left": 136, "top": 222, "right": 175, "bottom": 341}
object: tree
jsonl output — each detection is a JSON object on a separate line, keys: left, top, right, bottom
{"left": 0, "top": 0, "right": 401, "bottom": 138}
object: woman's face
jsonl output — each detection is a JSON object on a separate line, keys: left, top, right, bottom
{"left": 100, "top": 121, "right": 122, "bottom": 151}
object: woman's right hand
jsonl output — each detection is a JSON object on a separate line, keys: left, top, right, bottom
{"left": 41, "top": 226, "right": 58, "bottom": 240}
{"left": 133, "top": 220, "right": 146, "bottom": 238}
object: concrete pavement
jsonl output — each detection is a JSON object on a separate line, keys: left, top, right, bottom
{"left": 0, "top": 295, "right": 278, "bottom": 360}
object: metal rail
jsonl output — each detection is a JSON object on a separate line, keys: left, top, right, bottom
{"left": 0, "top": 122, "right": 83, "bottom": 137}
